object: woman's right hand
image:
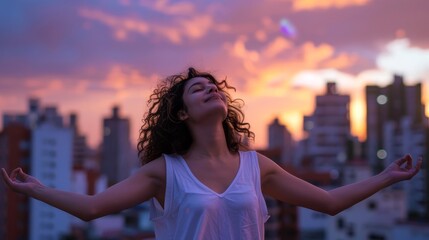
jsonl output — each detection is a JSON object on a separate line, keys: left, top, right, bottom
{"left": 2, "top": 158, "right": 165, "bottom": 221}
{"left": 1, "top": 168, "right": 44, "bottom": 195}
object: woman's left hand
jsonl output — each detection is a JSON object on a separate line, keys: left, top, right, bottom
{"left": 381, "top": 155, "right": 423, "bottom": 184}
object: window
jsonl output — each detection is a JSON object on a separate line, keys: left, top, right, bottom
{"left": 337, "top": 217, "right": 344, "bottom": 229}
{"left": 347, "top": 224, "right": 355, "bottom": 237}
{"left": 368, "top": 201, "right": 377, "bottom": 210}
{"left": 368, "top": 233, "right": 385, "bottom": 240}
{"left": 43, "top": 138, "right": 56, "bottom": 146}
{"left": 376, "top": 95, "right": 388, "bottom": 105}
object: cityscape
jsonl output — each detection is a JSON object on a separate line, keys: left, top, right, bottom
{"left": 1, "top": 0, "right": 429, "bottom": 239}
{"left": 1, "top": 74, "right": 428, "bottom": 240}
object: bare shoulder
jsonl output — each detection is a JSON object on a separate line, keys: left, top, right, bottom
{"left": 134, "top": 155, "right": 166, "bottom": 186}
{"left": 256, "top": 152, "right": 279, "bottom": 179}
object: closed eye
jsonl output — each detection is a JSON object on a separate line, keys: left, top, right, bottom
{"left": 192, "top": 88, "right": 203, "bottom": 93}
{"left": 187, "top": 80, "right": 218, "bottom": 93}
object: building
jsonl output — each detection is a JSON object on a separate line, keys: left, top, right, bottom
{"left": 1, "top": 99, "right": 146, "bottom": 239}
{"left": 0, "top": 98, "right": 43, "bottom": 240}
{"left": 267, "top": 117, "right": 294, "bottom": 165}
{"left": 259, "top": 149, "right": 299, "bottom": 240}
{"left": 258, "top": 149, "right": 334, "bottom": 240}
{"left": 298, "top": 81, "right": 357, "bottom": 171}
{"left": 365, "top": 75, "right": 429, "bottom": 220}
{"left": 383, "top": 117, "right": 428, "bottom": 220}
{"left": 0, "top": 123, "right": 31, "bottom": 240}
{"left": 30, "top": 114, "right": 74, "bottom": 240}
{"left": 326, "top": 161, "right": 407, "bottom": 240}
{"left": 101, "top": 106, "right": 134, "bottom": 185}
{"left": 391, "top": 222, "right": 429, "bottom": 240}
{"left": 295, "top": 168, "right": 334, "bottom": 240}
{"left": 1, "top": 98, "right": 134, "bottom": 239}
{"left": 69, "top": 113, "right": 91, "bottom": 169}
{"left": 365, "top": 75, "right": 427, "bottom": 172}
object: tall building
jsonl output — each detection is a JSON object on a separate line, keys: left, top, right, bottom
{"left": 0, "top": 98, "right": 42, "bottom": 240}
{"left": 28, "top": 97, "right": 41, "bottom": 129}
{"left": 267, "top": 117, "right": 294, "bottom": 164}
{"left": 69, "top": 113, "right": 90, "bottom": 169}
{"left": 30, "top": 111, "right": 74, "bottom": 240}
{"left": 298, "top": 81, "right": 356, "bottom": 171}
{"left": 1, "top": 98, "right": 109, "bottom": 239}
{"left": 0, "top": 123, "right": 31, "bottom": 240}
{"left": 365, "top": 75, "right": 428, "bottom": 220}
{"left": 101, "top": 106, "right": 133, "bottom": 185}
{"left": 366, "top": 75, "right": 427, "bottom": 172}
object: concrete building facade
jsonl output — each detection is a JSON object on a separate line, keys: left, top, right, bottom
{"left": 30, "top": 123, "right": 73, "bottom": 240}
{"left": 101, "top": 106, "right": 133, "bottom": 185}
{"left": 299, "top": 82, "right": 356, "bottom": 171}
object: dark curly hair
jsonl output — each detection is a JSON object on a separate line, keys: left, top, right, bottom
{"left": 137, "top": 67, "right": 254, "bottom": 164}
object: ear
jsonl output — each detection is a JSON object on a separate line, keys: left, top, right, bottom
{"left": 178, "top": 110, "right": 189, "bottom": 121}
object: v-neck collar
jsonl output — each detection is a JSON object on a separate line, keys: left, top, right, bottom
{"left": 178, "top": 152, "right": 242, "bottom": 197}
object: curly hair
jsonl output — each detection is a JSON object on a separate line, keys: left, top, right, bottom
{"left": 137, "top": 67, "right": 254, "bottom": 164}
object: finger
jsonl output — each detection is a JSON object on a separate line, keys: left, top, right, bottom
{"left": 18, "top": 168, "right": 29, "bottom": 181}
{"left": 405, "top": 155, "right": 413, "bottom": 170}
{"left": 415, "top": 158, "right": 423, "bottom": 173}
{"left": 409, "top": 158, "right": 423, "bottom": 177}
{"left": 395, "top": 155, "right": 409, "bottom": 166}
{"left": 9, "top": 168, "right": 21, "bottom": 181}
{"left": 1, "top": 168, "right": 14, "bottom": 187}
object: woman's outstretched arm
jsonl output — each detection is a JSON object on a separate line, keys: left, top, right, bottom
{"left": 1, "top": 157, "right": 165, "bottom": 221}
{"left": 259, "top": 153, "right": 422, "bottom": 216}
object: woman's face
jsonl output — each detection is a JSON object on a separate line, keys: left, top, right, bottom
{"left": 180, "top": 77, "right": 227, "bottom": 123}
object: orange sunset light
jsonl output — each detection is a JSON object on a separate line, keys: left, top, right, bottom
{"left": 0, "top": 0, "right": 428, "bottom": 151}
{"left": 350, "top": 96, "right": 366, "bottom": 141}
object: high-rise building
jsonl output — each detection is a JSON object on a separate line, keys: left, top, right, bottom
{"left": 0, "top": 123, "right": 31, "bottom": 240}
{"left": 101, "top": 106, "right": 133, "bottom": 185}
{"left": 298, "top": 82, "right": 356, "bottom": 171}
{"left": 366, "top": 75, "right": 427, "bottom": 172}
{"left": 69, "top": 113, "right": 91, "bottom": 169}
{"left": 365, "top": 75, "right": 428, "bottom": 220}
{"left": 30, "top": 114, "right": 74, "bottom": 240}
{"left": 1, "top": 98, "right": 111, "bottom": 238}
{"left": 1, "top": 98, "right": 42, "bottom": 240}
{"left": 268, "top": 117, "right": 294, "bottom": 165}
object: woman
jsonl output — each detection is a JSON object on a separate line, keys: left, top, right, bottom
{"left": 1, "top": 67, "right": 423, "bottom": 239}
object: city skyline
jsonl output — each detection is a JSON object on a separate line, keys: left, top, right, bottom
{"left": 1, "top": 0, "right": 428, "bottom": 149}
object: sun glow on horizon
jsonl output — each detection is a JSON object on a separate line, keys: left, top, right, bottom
{"left": 350, "top": 96, "right": 366, "bottom": 141}
{"left": 280, "top": 111, "right": 304, "bottom": 141}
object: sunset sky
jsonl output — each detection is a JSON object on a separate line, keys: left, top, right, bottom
{"left": 1, "top": 0, "right": 428, "bottom": 149}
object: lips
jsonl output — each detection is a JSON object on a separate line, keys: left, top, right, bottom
{"left": 204, "top": 93, "right": 223, "bottom": 102}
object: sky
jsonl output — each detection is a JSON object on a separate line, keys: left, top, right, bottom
{"left": 0, "top": 0, "right": 428, "bottom": 149}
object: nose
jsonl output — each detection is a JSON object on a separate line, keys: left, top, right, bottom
{"left": 206, "top": 84, "right": 218, "bottom": 93}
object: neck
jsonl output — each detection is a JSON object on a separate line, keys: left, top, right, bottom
{"left": 185, "top": 121, "right": 231, "bottom": 160}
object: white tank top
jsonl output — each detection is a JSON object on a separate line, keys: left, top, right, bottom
{"left": 149, "top": 150, "right": 269, "bottom": 240}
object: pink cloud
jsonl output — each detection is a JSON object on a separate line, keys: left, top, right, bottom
{"left": 224, "top": 38, "right": 357, "bottom": 97}
{"left": 262, "top": 37, "right": 293, "bottom": 58}
{"left": 292, "top": 0, "right": 370, "bottom": 11}
{"left": 78, "top": 7, "right": 221, "bottom": 44}
{"left": 139, "top": 0, "right": 195, "bottom": 15}
{"left": 102, "top": 65, "right": 158, "bottom": 91}
{"left": 78, "top": 8, "right": 150, "bottom": 41}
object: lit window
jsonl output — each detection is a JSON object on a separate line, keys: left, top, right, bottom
{"left": 376, "top": 95, "right": 388, "bottom": 105}
{"left": 377, "top": 149, "right": 387, "bottom": 159}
